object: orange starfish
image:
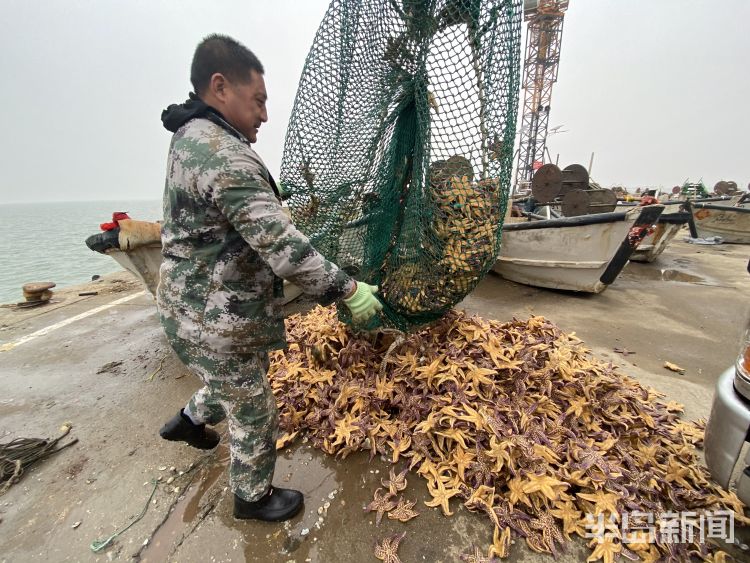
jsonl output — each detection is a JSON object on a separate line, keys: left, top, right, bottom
{"left": 586, "top": 536, "right": 621, "bottom": 563}
{"left": 424, "top": 478, "right": 461, "bottom": 516}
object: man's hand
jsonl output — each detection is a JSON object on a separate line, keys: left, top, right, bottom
{"left": 277, "top": 182, "right": 292, "bottom": 201}
{"left": 343, "top": 282, "right": 383, "bottom": 324}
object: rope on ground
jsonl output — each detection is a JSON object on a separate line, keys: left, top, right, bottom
{"left": 131, "top": 456, "right": 221, "bottom": 561}
{"left": 0, "top": 423, "right": 78, "bottom": 495}
{"left": 123, "top": 450, "right": 217, "bottom": 561}
{"left": 90, "top": 480, "right": 159, "bottom": 553}
{"left": 146, "top": 353, "right": 170, "bottom": 381}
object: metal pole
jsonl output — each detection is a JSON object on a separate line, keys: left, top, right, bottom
{"left": 544, "top": 146, "right": 553, "bottom": 165}
{"left": 588, "top": 152, "right": 595, "bottom": 176}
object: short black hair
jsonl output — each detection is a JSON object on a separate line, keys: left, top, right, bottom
{"left": 190, "top": 34, "right": 264, "bottom": 95}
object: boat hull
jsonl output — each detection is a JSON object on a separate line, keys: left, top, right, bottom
{"left": 493, "top": 206, "right": 664, "bottom": 293}
{"left": 104, "top": 243, "right": 304, "bottom": 303}
{"left": 689, "top": 203, "right": 750, "bottom": 244}
{"left": 107, "top": 245, "right": 163, "bottom": 297}
{"left": 630, "top": 212, "right": 689, "bottom": 263}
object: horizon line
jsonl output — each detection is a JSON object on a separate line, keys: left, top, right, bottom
{"left": 0, "top": 198, "right": 162, "bottom": 206}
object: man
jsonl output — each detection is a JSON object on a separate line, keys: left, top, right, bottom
{"left": 156, "top": 34, "right": 381, "bottom": 522}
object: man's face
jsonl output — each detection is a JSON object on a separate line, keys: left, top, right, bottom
{"left": 222, "top": 69, "right": 268, "bottom": 143}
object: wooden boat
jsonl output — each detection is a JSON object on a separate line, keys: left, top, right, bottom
{"left": 493, "top": 205, "right": 664, "bottom": 293}
{"left": 686, "top": 198, "right": 750, "bottom": 244}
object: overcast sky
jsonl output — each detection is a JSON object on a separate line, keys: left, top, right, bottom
{"left": 0, "top": 0, "right": 746, "bottom": 204}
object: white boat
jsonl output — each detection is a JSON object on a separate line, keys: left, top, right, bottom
{"left": 86, "top": 219, "right": 164, "bottom": 296}
{"left": 687, "top": 200, "right": 750, "bottom": 244}
{"left": 493, "top": 205, "right": 664, "bottom": 293}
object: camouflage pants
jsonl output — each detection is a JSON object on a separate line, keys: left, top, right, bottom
{"left": 167, "top": 336, "right": 279, "bottom": 502}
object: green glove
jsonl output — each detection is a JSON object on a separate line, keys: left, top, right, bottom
{"left": 277, "top": 182, "right": 292, "bottom": 201}
{"left": 343, "top": 282, "right": 383, "bottom": 324}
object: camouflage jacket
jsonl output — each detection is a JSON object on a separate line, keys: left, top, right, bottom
{"left": 157, "top": 116, "right": 354, "bottom": 354}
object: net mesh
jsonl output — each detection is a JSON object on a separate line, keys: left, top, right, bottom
{"left": 281, "top": 0, "right": 522, "bottom": 330}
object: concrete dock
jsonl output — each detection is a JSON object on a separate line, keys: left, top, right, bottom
{"left": 1, "top": 239, "right": 749, "bottom": 562}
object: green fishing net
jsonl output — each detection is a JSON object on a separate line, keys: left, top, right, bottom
{"left": 281, "top": 0, "right": 522, "bottom": 330}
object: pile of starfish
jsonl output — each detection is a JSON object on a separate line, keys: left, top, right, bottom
{"left": 268, "top": 306, "right": 746, "bottom": 562}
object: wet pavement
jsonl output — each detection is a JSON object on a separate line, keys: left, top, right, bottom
{"left": 0, "top": 238, "right": 749, "bottom": 562}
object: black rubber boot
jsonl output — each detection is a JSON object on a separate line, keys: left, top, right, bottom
{"left": 159, "top": 409, "right": 220, "bottom": 450}
{"left": 234, "top": 487, "right": 304, "bottom": 522}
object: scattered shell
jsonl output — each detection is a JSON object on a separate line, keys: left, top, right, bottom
{"left": 157, "top": 466, "right": 167, "bottom": 471}
{"left": 300, "top": 528, "right": 310, "bottom": 536}
{"left": 169, "top": 466, "right": 176, "bottom": 472}
{"left": 166, "top": 476, "right": 175, "bottom": 485}
{"left": 71, "top": 521, "right": 81, "bottom": 529}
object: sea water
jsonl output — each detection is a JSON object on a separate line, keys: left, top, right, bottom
{"left": 0, "top": 200, "right": 162, "bottom": 304}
